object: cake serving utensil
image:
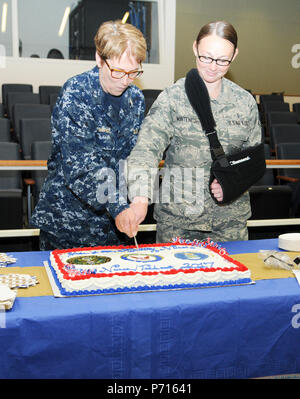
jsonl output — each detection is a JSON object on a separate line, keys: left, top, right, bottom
{"left": 134, "top": 235, "right": 139, "bottom": 250}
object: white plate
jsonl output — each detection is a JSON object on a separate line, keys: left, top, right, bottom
{"left": 278, "top": 233, "right": 300, "bottom": 252}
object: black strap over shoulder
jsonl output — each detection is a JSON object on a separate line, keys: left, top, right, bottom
{"left": 184, "top": 68, "right": 266, "bottom": 204}
{"left": 184, "top": 68, "right": 227, "bottom": 164}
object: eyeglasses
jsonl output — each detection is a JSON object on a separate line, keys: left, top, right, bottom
{"left": 197, "top": 53, "right": 233, "bottom": 67}
{"left": 104, "top": 59, "right": 143, "bottom": 79}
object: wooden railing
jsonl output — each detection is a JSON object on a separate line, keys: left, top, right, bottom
{"left": 0, "top": 160, "right": 47, "bottom": 170}
{"left": 1, "top": 217, "right": 300, "bottom": 238}
{"left": 0, "top": 159, "right": 300, "bottom": 170}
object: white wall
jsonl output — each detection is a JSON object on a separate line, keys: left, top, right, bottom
{"left": 0, "top": 0, "right": 176, "bottom": 100}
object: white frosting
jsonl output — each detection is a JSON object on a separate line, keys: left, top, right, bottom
{"left": 50, "top": 245, "right": 251, "bottom": 294}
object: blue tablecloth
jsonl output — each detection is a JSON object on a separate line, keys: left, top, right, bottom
{"left": 1, "top": 238, "right": 300, "bottom": 379}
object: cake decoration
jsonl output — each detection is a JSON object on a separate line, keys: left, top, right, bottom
{"left": 46, "top": 238, "right": 253, "bottom": 297}
{"left": 67, "top": 255, "right": 112, "bottom": 265}
{"left": 120, "top": 254, "right": 163, "bottom": 262}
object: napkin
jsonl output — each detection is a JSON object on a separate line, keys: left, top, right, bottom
{"left": 0, "top": 253, "right": 17, "bottom": 267}
{"left": 0, "top": 284, "right": 17, "bottom": 310}
{"left": 0, "top": 274, "right": 38, "bottom": 289}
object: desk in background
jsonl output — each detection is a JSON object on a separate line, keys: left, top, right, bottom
{"left": 1, "top": 238, "right": 300, "bottom": 379}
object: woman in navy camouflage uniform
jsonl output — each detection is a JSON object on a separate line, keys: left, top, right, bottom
{"left": 127, "top": 21, "right": 262, "bottom": 243}
{"left": 30, "top": 21, "right": 147, "bottom": 249}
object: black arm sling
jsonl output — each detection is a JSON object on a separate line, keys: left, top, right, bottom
{"left": 185, "top": 68, "right": 266, "bottom": 205}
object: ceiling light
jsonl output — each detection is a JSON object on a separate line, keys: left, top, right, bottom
{"left": 58, "top": 6, "right": 70, "bottom": 37}
{"left": 1, "top": 3, "right": 8, "bottom": 33}
{"left": 122, "top": 11, "right": 129, "bottom": 24}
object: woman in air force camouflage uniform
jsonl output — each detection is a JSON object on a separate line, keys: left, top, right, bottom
{"left": 30, "top": 20, "right": 146, "bottom": 249}
{"left": 127, "top": 21, "right": 262, "bottom": 243}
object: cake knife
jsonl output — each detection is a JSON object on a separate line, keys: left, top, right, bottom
{"left": 134, "top": 235, "right": 139, "bottom": 250}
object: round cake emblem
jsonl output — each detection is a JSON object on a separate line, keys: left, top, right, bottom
{"left": 66, "top": 255, "right": 111, "bottom": 265}
{"left": 174, "top": 252, "right": 208, "bottom": 260}
{"left": 120, "top": 254, "right": 163, "bottom": 262}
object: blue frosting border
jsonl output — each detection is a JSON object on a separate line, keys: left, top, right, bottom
{"left": 48, "top": 261, "right": 252, "bottom": 297}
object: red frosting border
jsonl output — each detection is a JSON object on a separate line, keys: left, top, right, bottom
{"left": 51, "top": 241, "right": 249, "bottom": 282}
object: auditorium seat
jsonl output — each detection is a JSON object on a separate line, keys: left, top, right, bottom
{"left": 7, "top": 92, "right": 40, "bottom": 120}
{"left": 293, "top": 103, "right": 300, "bottom": 122}
{"left": 39, "top": 85, "right": 61, "bottom": 104}
{"left": 269, "top": 124, "right": 300, "bottom": 152}
{"left": 247, "top": 183, "right": 295, "bottom": 240}
{"left": 142, "top": 89, "right": 162, "bottom": 116}
{"left": 254, "top": 144, "right": 275, "bottom": 185}
{"left": 276, "top": 142, "right": 300, "bottom": 184}
{"left": 259, "top": 95, "right": 288, "bottom": 133}
{"left": 266, "top": 111, "right": 298, "bottom": 127}
{"left": 263, "top": 101, "right": 290, "bottom": 114}
{"left": 265, "top": 111, "right": 299, "bottom": 138}
{"left": 19, "top": 118, "right": 52, "bottom": 160}
{"left": 260, "top": 94, "right": 284, "bottom": 104}
{"left": 49, "top": 93, "right": 59, "bottom": 108}
{"left": 2, "top": 83, "right": 33, "bottom": 115}
{"left": 12, "top": 103, "right": 52, "bottom": 141}
{"left": 259, "top": 93, "right": 284, "bottom": 117}
{"left": 292, "top": 181, "right": 300, "bottom": 217}
{"left": 249, "top": 185, "right": 292, "bottom": 220}
{"left": 0, "top": 142, "right": 23, "bottom": 229}
{"left": 0, "top": 118, "right": 11, "bottom": 141}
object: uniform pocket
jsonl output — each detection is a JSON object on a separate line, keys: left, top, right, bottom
{"left": 223, "top": 125, "right": 249, "bottom": 153}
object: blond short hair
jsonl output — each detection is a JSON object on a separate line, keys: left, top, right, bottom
{"left": 94, "top": 20, "right": 147, "bottom": 63}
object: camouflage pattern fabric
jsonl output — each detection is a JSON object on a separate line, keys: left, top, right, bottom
{"left": 127, "top": 77, "right": 261, "bottom": 242}
{"left": 30, "top": 66, "right": 145, "bottom": 249}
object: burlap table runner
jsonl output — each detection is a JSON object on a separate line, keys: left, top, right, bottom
{"left": 231, "top": 251, "right": 300, "bottom": 281}
{"left": 0, "top": 251, "right": 299, "bottom": 297}
{"left": 0, "top": 266, "right": 53, "bottom": 297}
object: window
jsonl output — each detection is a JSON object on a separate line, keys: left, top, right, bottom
{"left": 127, "top": 1, "right": 159, "bottom": 63}
{"left": 0, "top": 0, "right": 12, "bottom": 58}
{"left": 17, "top": 0, "right": 159, "bottom": 62}
{"left": 18, "top": 0, "right": 70, "bottom": 58}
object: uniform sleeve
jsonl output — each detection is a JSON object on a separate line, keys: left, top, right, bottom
{"left": 127, "top": 89, "right": 174, "bottom": 202}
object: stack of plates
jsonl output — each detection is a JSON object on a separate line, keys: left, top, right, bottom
{"left": 278, "top": 233, "right": 300, "bottom": 252}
